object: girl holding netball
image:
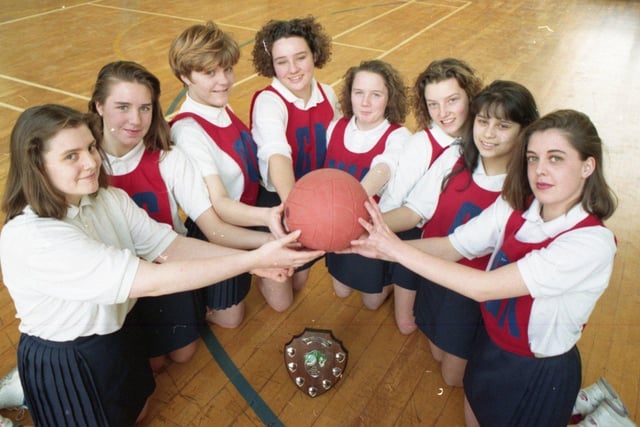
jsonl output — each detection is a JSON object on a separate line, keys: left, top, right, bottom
{"left": 89, "top": 61, "right": 273, "bottom": 370}
{"left": 383, "top": 80, "right": 539, "bottom": 386}
{"left": 323, "top": 59, "right": 411, "bottom": 309}
{"left": 168, "top": 21, "right": 295, "bottom": 314}
{"left": 378, "top": 58, "right": 483, "bottom": 334}
{"left": 250, "top": 16, "right": 341, "bottom": 295}
{"left": 350, "top": 109, "right": 617, "bottom": 427}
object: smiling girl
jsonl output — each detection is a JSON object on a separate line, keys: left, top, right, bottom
{"left": 383, "top": 80, "right": 539, "bottom": 386}
{"left": 89, "top": 61, "right": 273, "bottom": 370}
{"left": 0, "top": 104, "right": 321, "bottom": 426}
{"left": 378, "top": 58, "right": 483, "bottom": 334}
{"left": 349, "top": 109, "right": 618, "bottom": 427}
{"left": 250, "top": 16, "right": 341, "bottom": 295}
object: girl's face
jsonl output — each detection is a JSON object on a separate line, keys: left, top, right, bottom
{"left": 271, "top": 36, "right": 315, "bottom": 102}
{"left": 95, "top": 81, "right": 153, "bottom": 156}
{"left": 183, "top": 66, "right": 235, "bottom": 108}
{"left": 424, "top": 78, "right": 469, "bottom": 137}
{"left": 351, "top": 70, "right": 388, "bottom": 131}
{"left": 43, "top": 125, "right": 101, "bottom": 206}
{"left": 526, "top": 128, "right": 595, "bottom": 221}
{"left": 473, "top": 109, "right": 522, "bottom": 174}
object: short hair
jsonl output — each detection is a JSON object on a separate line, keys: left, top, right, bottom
{"left": 3, "top": 104, "right": 108, "bottom": 221}
{"left": 88, "top": 61, "right": 172, "bottom": 152}
{"left": 411, "top": 58, "right": 483, "bottom": 130}
{"left": 339, "top": 59, "right": 408, "bottom": 124}
{"left": 169, "top": 21, "right": 240, "bottom": 84}
{"left": 252, "top": 16, "right": 332, "bottom": 77}
{"left": 502, "top": 109, "right": 617, "bottom": 219}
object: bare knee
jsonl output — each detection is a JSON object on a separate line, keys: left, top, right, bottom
{"left": 169, "top": 340, "right": 198, "bottom": 364}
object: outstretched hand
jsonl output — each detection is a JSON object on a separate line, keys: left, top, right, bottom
{"left": 347, "top": 198, "right": 404, "bottom": 262}
{"left": 251, "top": 230, "right": 324, "bottom": 282}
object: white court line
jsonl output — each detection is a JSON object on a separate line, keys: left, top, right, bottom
{"left": 0, "top": 102, "right": 25, "bottom": 113}
{"left": 90, "top": 3, "right": 258, "bottom": 31}
{"left": 0, "top": 1, "right": 100, "bottom": 26}
{"left": 0, "top": 74, "right": 90, "bottom": 101}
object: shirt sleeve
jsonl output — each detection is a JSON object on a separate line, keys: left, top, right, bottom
{"left": 159, "top": 146, "right": 212, "bottom": 221}
{"left": 517, "top": 226, "right": 616, "bottom": 298}
{"left": 403, "top": 146, "right": 461, "bottom": 222}
{"left": 171, "top": 118, "right": 221, "bottom": 178}
{"left": 370, "top": 126, "right": 412, "bottom": 177}
{"left": 449, "top": 197, "right": 511, "bottom": 260}
{"left": 251, "top": 90, "right": 292, "bottom": 186}
{"left": 378, "top": 131, "right": 431, "bottom": 211}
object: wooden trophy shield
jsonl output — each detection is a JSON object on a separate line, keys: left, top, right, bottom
{"left": 284, "top": 328, "right": 348, "bottom": 398}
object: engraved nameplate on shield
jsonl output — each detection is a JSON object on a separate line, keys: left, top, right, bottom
{"left": 284, "top": 328, "right": 348, "bottom": 398}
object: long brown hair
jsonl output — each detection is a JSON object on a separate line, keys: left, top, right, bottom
{"left": 502, "top": 109, "right": 617, "bottom": 219}
{"left": 88, "top": 61, "right": 172, "bottom": 152}
{"left": 3, "top": 104, "right": 108, "bottom": 221}
{"left": 411, "top": 58, "right": 482, "bottom": 131}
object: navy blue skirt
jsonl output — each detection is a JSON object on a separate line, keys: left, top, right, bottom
{"left": 128, "top": 291, "right": 202, "bottom": 357}
{"left": 184, "top": 217, "right": 252, "bottom": 310}
{"left": 256, "top": 186, "right": 322, "bottom": 271}
{"left": 325, "top": 253, "right": 391, "bottom": 293}
{"left": 463, "top": 327, "right": 580, "bottom": 427}
{"left": 414, "top": 277, "right": 481, "bottom": 359}
{"left": 18, "top": 322, "right": 155, "bottom": 426}
{"left": 388, "top": 228, "right": 422, "bottom": 290}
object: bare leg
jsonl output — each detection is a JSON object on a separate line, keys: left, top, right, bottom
{"left": 361, "top": 285, "right": 393, "bottom": 310}
{"left": 332, "top": 276, "right": 353, "bottom": 298}
{"left": 393, "top": 285, "right": 417, "bottom": 335}
{"left": 206, "top": 301, "right": 245, "bottom": 329}
{"left": 292, "top": 268, "right": 310, "bottom": 292}
{"left": 258, "top": 276, "right": 294, "bottom": 312}
{"left": 168, "top": 340, "right": 198, "bottom": 364}
{"left": 464, "top": 395, "right": 481, "bottom": 427}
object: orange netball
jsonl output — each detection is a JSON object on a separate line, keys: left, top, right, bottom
{"left": 284, "top": 168, "right": 369, "bottom": 252}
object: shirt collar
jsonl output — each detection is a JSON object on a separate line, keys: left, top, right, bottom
{"left": 271, "top": 77, "right": 322, "bottom": 108}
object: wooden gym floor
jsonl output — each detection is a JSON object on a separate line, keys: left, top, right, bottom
{"left": 0, "top": 1, "right": 638, "bottom": 426}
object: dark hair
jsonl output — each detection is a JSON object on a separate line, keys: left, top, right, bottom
{"left": 88, "top": 61, "right": 172, "bottom": 152}
{"left": 252, "top": 16, "right": 332, "bottom": 77}
{"left": 411, "top": 58, "right": 483, "bottom": 131}
{"left": 169, "top": 20, "right": 240, "bottom": 85}
{"left": 3, "top": 104, "right": 108, "bottom": 221}
{"left": 443, "top": 80, "right": 539, "bottom": 191}
{"left": 339, "top": 59, "right": 407, "bottom": 124}
{"left": 502, "top": 109, "right": 617, "bottom": 219}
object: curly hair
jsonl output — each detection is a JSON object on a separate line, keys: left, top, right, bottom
{"left": 252, "top": 16, "right": 332, "bottom": 77}
{"left": 169, "top": 21, "right": 240, "bottom": 85}
{"left": 411, "top": 58, "right": 483, "bottom": 130}
{"left": 339, "top": 59, "right": 408, "bottom": 124}
{"left": 502, "top": 109, "right": 617, "bottom": 219}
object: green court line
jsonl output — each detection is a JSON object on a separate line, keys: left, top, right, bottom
{"left": 199, "top": 326, "right": 284, "bottom": 427}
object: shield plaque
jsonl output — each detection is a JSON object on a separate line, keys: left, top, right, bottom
{"left": 284, "top": 328, "right": 348, "bottom": 398}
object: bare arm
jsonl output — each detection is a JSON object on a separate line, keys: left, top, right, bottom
{"left": 129, "top": 231, "right": 323, "bottom": 298}
{"left": 350, "top": 199, "right": 529, "bottom": 302}
{"left": 360, "top": 163, "right": 390, "bottom": 197}
{"left": 204, "top": 174, "right": 286, "bottom": 238}
{"left": 194, "top": 207, "right": 271, "bottom": 250}
{"left": 381, "top": 205, "right": 422, "bottom": 233}
{"left": 268, "top": 154, "right": 296, "bottom": 202}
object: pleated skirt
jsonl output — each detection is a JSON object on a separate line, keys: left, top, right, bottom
{"left": 463, "top": 327, "right": 580, "bottom": 427}
{"left": 18, "top": 325, "right": 154, "bottom": 427}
